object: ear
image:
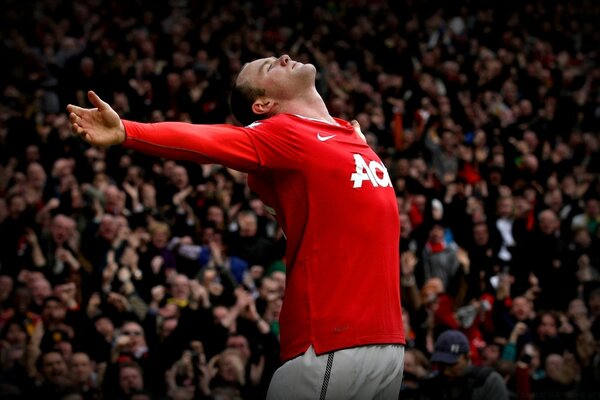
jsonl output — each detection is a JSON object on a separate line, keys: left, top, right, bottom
{"left": 252, "top": 97, "right": 277, "bottom": 116}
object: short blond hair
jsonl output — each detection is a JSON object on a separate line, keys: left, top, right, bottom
{"left": 148, "top": 220, "right": 171, "bottom": 238}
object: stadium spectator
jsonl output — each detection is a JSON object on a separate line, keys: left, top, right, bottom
{"left": 28, "top": 350, "right": 75, "bottom": 400}
{"left": 419, "top": 329, "right": 509, "bottom": 400}
{"left": 69, "top": 351, "right": 100, "bottom": 400}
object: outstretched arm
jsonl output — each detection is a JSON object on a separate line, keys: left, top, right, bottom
{"left": 67, "top": 91, "right": 126, "bottom": 147}
{"left": 67, "top": 91, "right": 261, "bottom": 172}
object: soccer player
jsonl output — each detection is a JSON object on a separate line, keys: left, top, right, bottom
{"left": 67, "top": 54, "right": 405, "bottom": 399}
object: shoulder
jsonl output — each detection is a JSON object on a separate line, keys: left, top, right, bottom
{"left": 482, "top": 368, "right": 505, "bottom": 387}
{"left": 466, "top": 366, "right": 494, "bottom": 383}
{"left": 470, "top": 367, "right": 509, "bottom": 400}
{"left": 242, "top": 115, "right": 300, "bottom": 143}
{"left": 245, "top": 114, "right": 295, "bottom": 130}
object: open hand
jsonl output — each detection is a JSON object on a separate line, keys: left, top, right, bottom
{"left": 67, "top": 91, "right": 126, "bottom": 147}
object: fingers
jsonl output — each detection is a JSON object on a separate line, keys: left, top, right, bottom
{"left": 71, "top": 122, "right": 91, "bottom": 142}
{"left": 68, "top": 111, "right": 91, "bottom": 141}
{"left": 71, "top": 121, "right": 83, "bottom": 134}
{"left": 69, "top": 110, "right": 82, "bottom": 126}
{"left": 68, "top": 106, "right": 90, "bottom": 137}
{"left": 67, "top": 104, "right": 92, "bottom": 144}
{"left": 351, "top": 119, "right": 367, "bottom": 142}
{"left": 68, "top": 91, "right": 109, "bottom": 112}
{"left": 87, "top": 90, "right": 109, "bottom": 110}
{"left": 66, "top": 104, "right": 88, "bottom": 114}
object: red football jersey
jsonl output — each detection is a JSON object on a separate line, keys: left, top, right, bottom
{"left": 122, "top": 114, "right": 405, "bottom": 361}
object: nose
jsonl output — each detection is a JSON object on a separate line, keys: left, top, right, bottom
{"left": 279, "top": 55, "right": 290, "bottom": 66}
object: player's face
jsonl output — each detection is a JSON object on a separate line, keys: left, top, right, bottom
{"left": 237, "top": 55, "right": 316, "bottom": 101}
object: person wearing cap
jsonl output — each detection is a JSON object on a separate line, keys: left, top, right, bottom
{"left": 419, "top": 329, "right": 509, "bottom": 400}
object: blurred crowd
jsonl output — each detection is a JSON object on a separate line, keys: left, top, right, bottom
{"left": 0, "top": 0, "right": 599, "bottom": 399}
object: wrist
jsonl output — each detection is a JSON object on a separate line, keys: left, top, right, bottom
{"left": 119, "top": 121, "right": 127, "bottom": 144}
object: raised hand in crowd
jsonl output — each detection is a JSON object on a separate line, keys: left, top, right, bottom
{"left": 86, "top": 292, "right": 102, "bottom": 319}
{"left": 106, "top": 292, "right": 131, "bottom": 313}
{"left": 150, "top": 255, "right": 165, "bottom": 276}
{"left": 101, "top": 250, "right": 119, "bottom": 291}
{"left": 112, "top": 221, "right": 131, "bottom": 250}
{"left": 400, "top": 251, "right": 422, "bottom": 310}
{"left": 172, "top": 185, "right": 193, "bottom": 209}
{"left": 127, "top": 228, "right": 150, "bottom": 252}
{"left": 189, "top": 279, "right": 210, "bottom": 310}
{"left": 117, "top": 264, "right": 138, "bottom": 298}
{"left": 524, "top": 273, "right": 541, "bottom": 302}
{"left": 456, "top": 247, "right": 470, "bottom": 275}
{"left": 55, "top": 282, "right": 78, "bottom": 309}
{"left": 24, "top": 227, "right": 46, "bottom": 268}
{"left": 509, "top": 321, "right": 529, "bottom": 344}
{"left": 122, "top": 181, "right": 141, "bottom": 211}
{"left": 24, "top": 320, "right": 45, "bottom": 378}
{"left": 165, "top": 349, "right": 197, "bottom": 398}
{"left": 217, "top": 288, "right": 254, "bottom": 332}
{"left": 149, "top": 285, "right": 167, "bottom": 310}
{"left": 55, "top": 247, "right": 80, "bottom": 272}
{"left": 119, "top": 246, "right": 142, "bottom": 277}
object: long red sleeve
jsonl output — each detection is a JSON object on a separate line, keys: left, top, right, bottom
{"left": 122, "top": 120, "right": 262, "bottom": 172}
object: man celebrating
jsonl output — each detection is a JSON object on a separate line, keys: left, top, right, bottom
{"left": 67, "top": 54, "right": 405, "bottom": 399}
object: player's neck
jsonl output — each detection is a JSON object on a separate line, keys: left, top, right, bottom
{"left": 278, "top": 92, "right": 335, "bottom": 124}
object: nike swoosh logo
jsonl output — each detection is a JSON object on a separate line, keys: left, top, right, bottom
{"left": 317, "top": 133, "right": 336, "bottom": 142}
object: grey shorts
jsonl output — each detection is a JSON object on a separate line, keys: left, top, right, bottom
{"left": 266, "top": 344, "right": 405, "bottom": 400}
